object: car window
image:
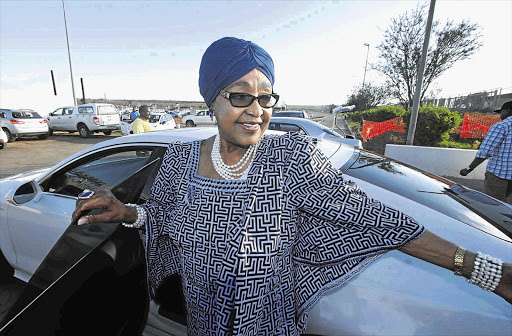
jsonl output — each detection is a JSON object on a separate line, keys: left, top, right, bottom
{"left": 64, "top": 108, "right": 74, "bottom": 115}
{"left": 52, "top": 108, "right": 64, "bottom": 116}
{"left": 346, "top": 150, "right": 511, "bottom": 241}
{"left": 11, "top": 111, "right": 41, "bottom": 118}
{"left": 42, "top": 147, "right": 155, "bottom": 197}
{"left": 0, "top": 112, "right": 6, "bottom": 118}
{"left": 268, "top": 122, "right": 307, "bottom": 135}
{"left": 78, "top": 106, "right": 94, "bottom": 113}
{"left": 97, "top": 105, "right": 118, "bottom": 115}
{"left": 316, "top": 123, "right": 343, "bottom": 138}
{"left": 149, "top": 115, "right": 161, "bottom": 123}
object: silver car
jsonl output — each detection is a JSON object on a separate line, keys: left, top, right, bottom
{"left": 269, "top": 116, "right": 362, "bottom": 148}
{"left": 0, "top": 129, "right": 510, "bottom": 335}
{"left": 0, "top": 109, "right": 49, "bottom": 142}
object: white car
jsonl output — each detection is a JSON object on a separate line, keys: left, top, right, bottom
{"left": 0, "top": 109, "right": 49, "bottom": 142}
{"left": 182, "top": 109, "right": 216, "bottom": 127}
{"left": 47, "top": 103, "right": 121, "bottom": 137}
{"left": 0, "top": 128, "right": 8, "bottom": 149}
{"left": 120, "top": 112, "right": 176, "bottom": 135}
{"left": 0, "top": 129, "right": 510, "bottom": 335}
{"left": 272, "top": 110, "right": 310, "bottom": 119}
{"left": 269, "top": 116, "right": 362, "bottom": 148}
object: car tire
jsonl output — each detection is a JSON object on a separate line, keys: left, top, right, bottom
{"left": 103, "top": 130, "right": 112, "bottom": 136}
{"left": 0, "top": 141, "right": 5, "bottom": 149}
{"left": 38, "top": 134, "right": 48, "bottom": 140}
{"left": 2, "top": 128, "right": 15, "bottom": 143}
{"left": 48, "top": 129, "right": 54, "bottom": 136}
{"left": 186, "top": 120, "right": 195, "bottom": 127}
{"left": 78, "top": 124, "right": 91, "bottom": 138}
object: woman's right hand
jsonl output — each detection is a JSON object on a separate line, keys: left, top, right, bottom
{"left": 72, "top": 187, "right": 138, "bottom": 225}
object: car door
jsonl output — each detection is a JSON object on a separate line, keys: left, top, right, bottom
{"left": 0, "top": 150, "right": 166, "bottom": 335}
{"left": 5, "top": 145, "right": 160, "bottom": 281}
{"left": 60, "top": 107, "right": 75, "bottom": 129}
{"left": 195, "top": 110, "right": 215, "bottom": 125}
{"left": 47, "top": 108, "right": 65, "bottom": 130}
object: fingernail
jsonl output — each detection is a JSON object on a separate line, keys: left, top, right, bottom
{"left": 77, "top": 217, "right": 88, "bottom": 225}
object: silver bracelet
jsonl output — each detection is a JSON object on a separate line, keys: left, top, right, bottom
{"left": 467, "top": 252, "right": 503, "bottom": 292}
{"left": 122, "top": 203, "right": 146, "bottom": 229}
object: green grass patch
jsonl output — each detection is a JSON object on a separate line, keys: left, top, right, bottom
{"left": 437, "top": 140, "right": 473, "bottom": 149}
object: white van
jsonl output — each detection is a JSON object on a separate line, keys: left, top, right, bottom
{"left": 48, "top": 103, "right": 120, "bottom": 137}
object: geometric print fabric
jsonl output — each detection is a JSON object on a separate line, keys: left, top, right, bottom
{"left": 143, "top": 132, "right": 425, "bottom": 335}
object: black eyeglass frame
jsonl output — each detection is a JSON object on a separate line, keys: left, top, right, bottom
{"left": 219, "top": 90, "right": 280, "bottom": 108}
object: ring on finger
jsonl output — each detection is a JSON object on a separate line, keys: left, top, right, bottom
{"left": 78, "top": 189, "right": 95, "bottom": 200}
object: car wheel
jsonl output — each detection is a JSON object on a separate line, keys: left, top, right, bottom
{"left": 48, "top": 129, "right": 54, "bottom": 136}
{"left": 0, "top": 141, "right": 4, "bottom": 149}
{"left": 78, "top": 124, "right": 91, "bottom": 138}
{"left": 2, "top": 128, "right": 15, "bottom": 143}
{"left": 103, "top": 130, "right": 112, "bottom": 136}
{"left": 186, "top": 120, "right": 195, "bottom": 127}
{"left": 38, "top": 134, "right": 48, "bottom": 140}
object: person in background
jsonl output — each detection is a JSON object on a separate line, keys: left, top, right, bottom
{"left": 130, "top": 107, "right": 140, "bottom": 122}
{"left": 460, "top": 101, "right": 512, "bottom": 203}
{"left": 74, "top": 37, "right": 511, "bottom": 335}
{"left": 131, "top": 105, "right": 152, "bottom": 134}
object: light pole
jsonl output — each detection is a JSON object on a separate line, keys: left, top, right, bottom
{"left": 62, "top": 0, "right": 77, "bottom": 105}
{"left": 362, "top": 43, "right": 370, "bottom": 88}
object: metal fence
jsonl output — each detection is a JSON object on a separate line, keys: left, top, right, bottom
{"left": 424, "top": 88, "right": 512, "bottom": 113}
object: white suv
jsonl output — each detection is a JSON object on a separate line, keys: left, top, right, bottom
{"left": 182, "top": 110, "right": 216, "bottom": 127}
{"left": 0, "top": 109, "right": 49, "bottom": 142}
{"left": 48, "top": 103, "right": 120, "bottom": 137}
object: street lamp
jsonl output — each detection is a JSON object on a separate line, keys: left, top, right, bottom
{"left": 362, "top": 43, "right": 370, "bottom": 88}
{"left": 62, "top": 0, "right": 77, "bottom": 105}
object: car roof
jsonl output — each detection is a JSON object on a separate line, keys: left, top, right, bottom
{"left": 39, "top": 128, "right": 352, "bottom": 179}
{"left": 270, "top": 116, "right": 315, "bottom": 125}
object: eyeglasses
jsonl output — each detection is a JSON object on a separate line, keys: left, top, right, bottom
{"left": 219, "top": 90, "right": 280, "bottom": 108}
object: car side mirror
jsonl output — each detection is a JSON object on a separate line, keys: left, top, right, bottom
{"left": 7, "top": 180, "right": 43, "bottom": 205}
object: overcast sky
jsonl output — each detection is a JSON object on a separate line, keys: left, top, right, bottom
{"left": 1, "top": 0, "right": 511, "bottom": 114}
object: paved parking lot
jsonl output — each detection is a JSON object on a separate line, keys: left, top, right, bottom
{"left": 0, "top": 132, "right": 120, "bottom": 179}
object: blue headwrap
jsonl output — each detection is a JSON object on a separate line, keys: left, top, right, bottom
{"left": 199, "top": 37, "right": 275, "bottom": 107}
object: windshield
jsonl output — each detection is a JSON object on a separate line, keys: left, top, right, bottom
{"left": 97, "top": 105, "right": 118, "bottom": 115}
{"left": 274, "top": 111, "right": 303, "bottom": 117}
{"left": 345, "top": 150, "right": 511, "bottom": 242}
{"left": 149, "top": 115, "right": 161, "bottom": 123}
{"left": 316, "top": 123, "right": 343, "bottom": 138}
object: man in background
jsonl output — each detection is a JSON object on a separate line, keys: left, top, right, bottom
{"left": 460, "top": 101, "right": 512, "bottom": 203}
{"left": 130, "top": 107, "right": 139, "bottom": 122}
{"left": 131, "top": 105, "right": 152, "bottom": 134}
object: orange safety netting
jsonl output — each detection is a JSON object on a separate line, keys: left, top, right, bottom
{"left": 361, "top": 117, "right": 405, "bottom": 140}
{"left": 459, "top": 113, "right": 501, "bottom": 139}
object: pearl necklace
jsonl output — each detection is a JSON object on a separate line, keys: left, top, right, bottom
{"left": 211, "top": 134, "right": 259, "bottom": 180}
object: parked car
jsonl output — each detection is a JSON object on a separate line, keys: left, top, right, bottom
{"left": 120, "top": 112, "right": 176, "bottom": 135}
{"left": 0, "top": 128, "right": 510, "bottom": 335}
{"left": 120, "top": 110, "right": 132, "bottom": 122}
{"left": 0, "top": 128, "right": 7, "bottom": 149}
{"left": 269, "top": 116, "right": 362, "bottom": 148}
{"left": 0, "top": 108, "right": 49, "bottom": 142}
{"left": 182, "top": 109, "right": 216, "bottom": 127}
{"left": 47, "top": 103, "right": 120, "bottom": 138}
{"left": 167, "top": 110, "right": 183, "bottom": 125}
{"left": 272, "top": 110, "right": 310, "bottom": 119}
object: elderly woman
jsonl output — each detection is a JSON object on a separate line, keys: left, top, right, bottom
{"left": 73, "top": 37, "right": 511, "bottom": 335}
